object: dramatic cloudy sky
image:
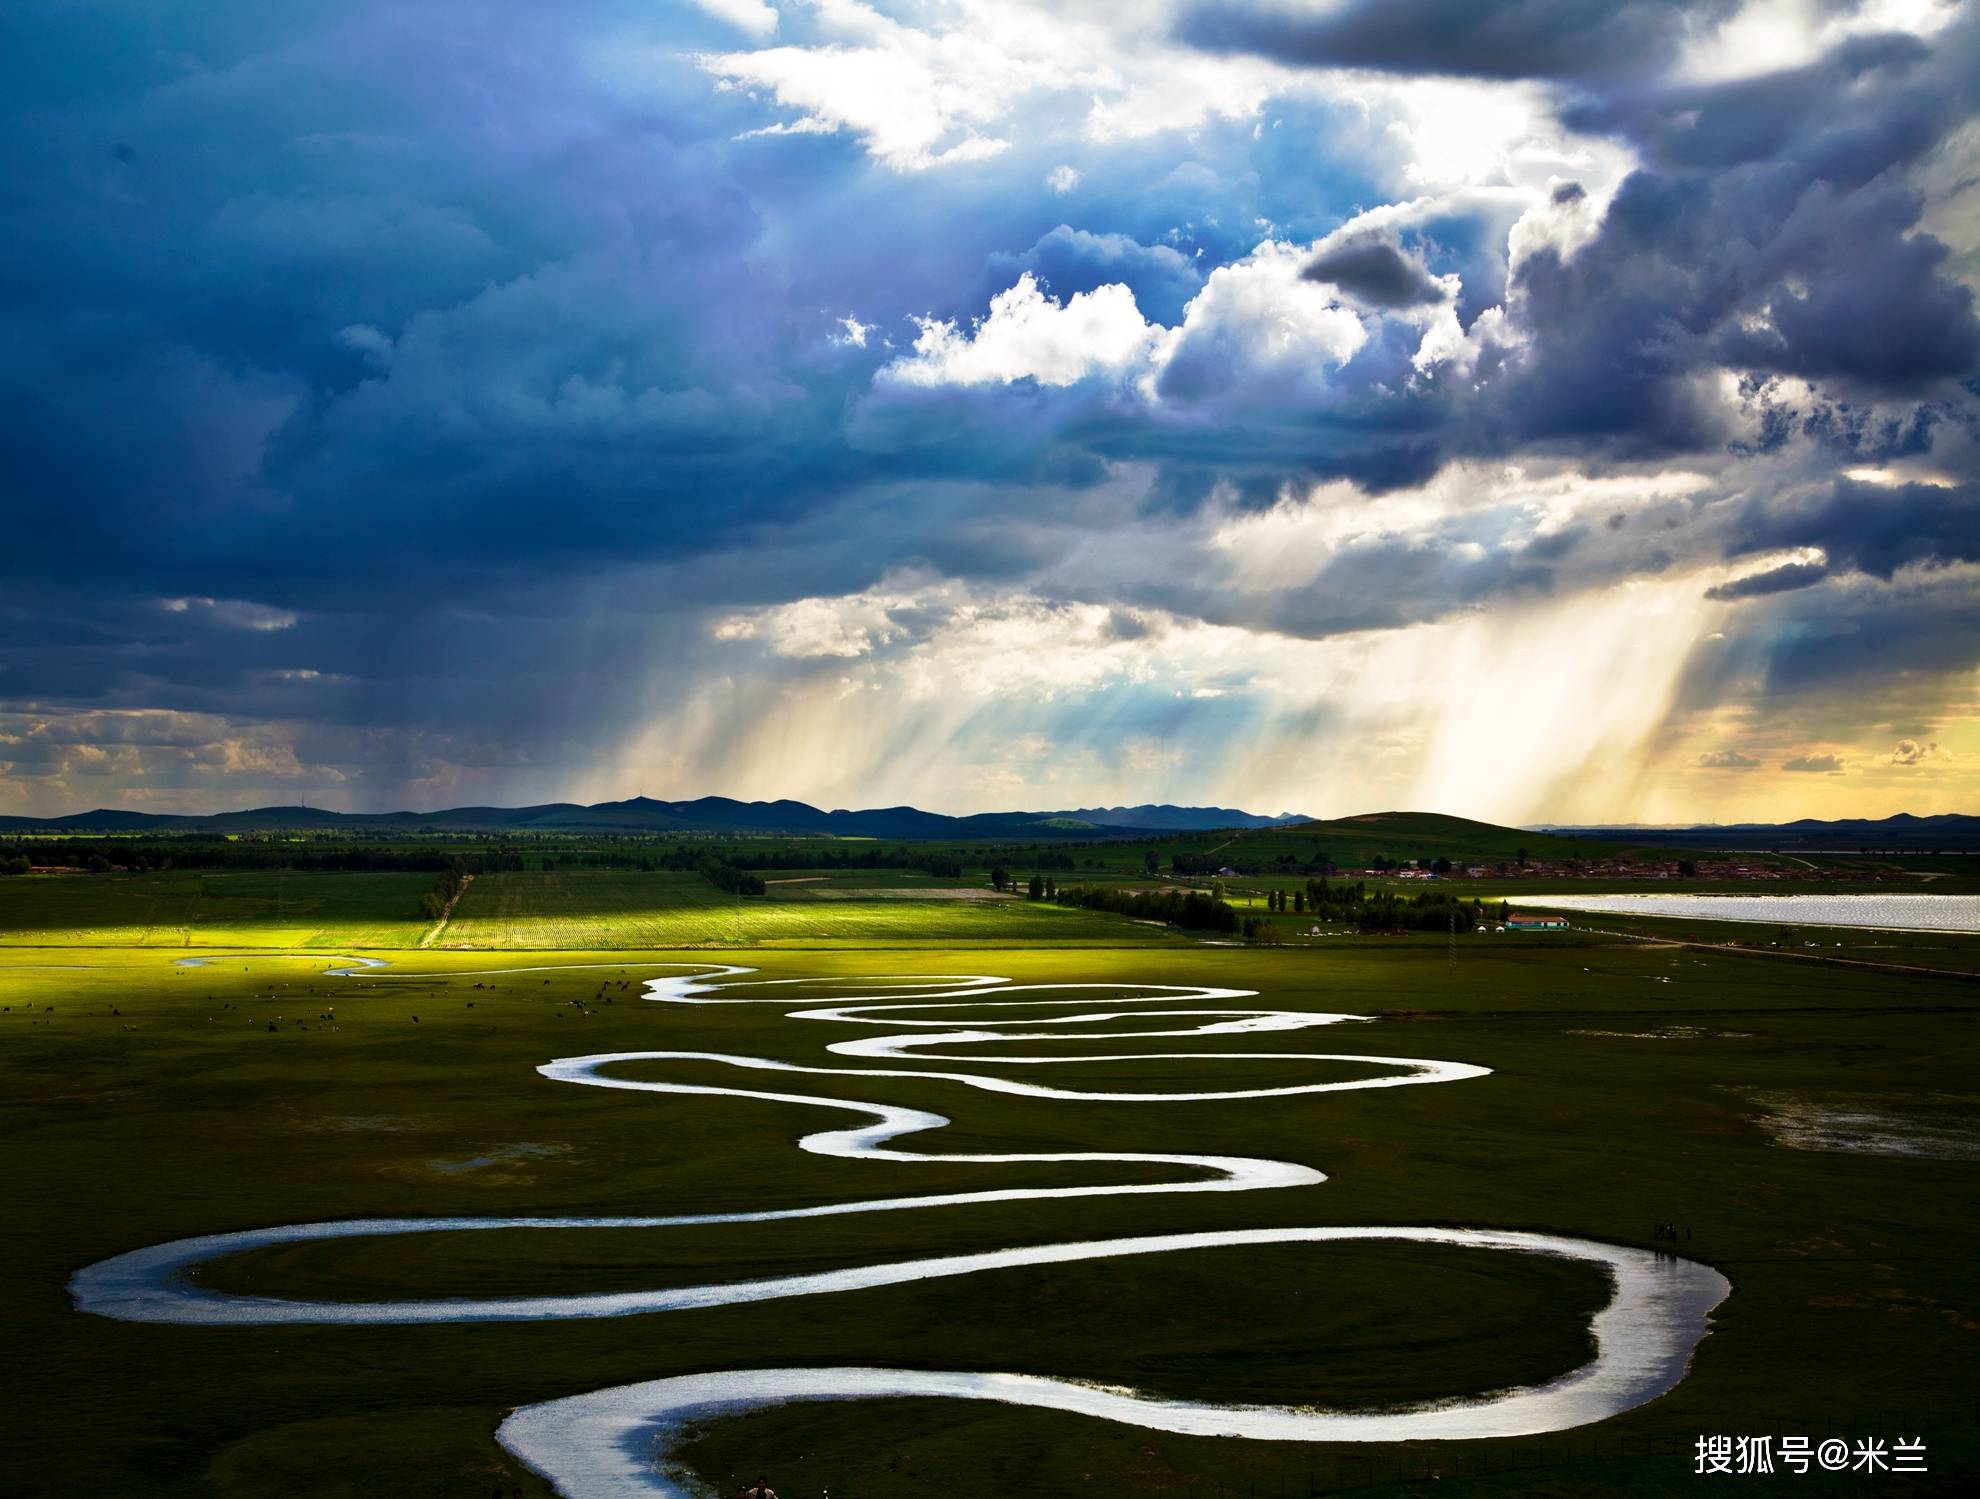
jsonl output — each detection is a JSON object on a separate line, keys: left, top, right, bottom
{"left": 4, "top": 0, "right": 1978, "bottom": 822}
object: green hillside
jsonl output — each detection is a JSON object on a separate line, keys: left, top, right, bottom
{"left": 1125, "top": 811, "right": 1665, "bottom": 871}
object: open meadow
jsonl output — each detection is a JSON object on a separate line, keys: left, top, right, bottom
{"left": 0, "top": 870, "right": 1174, "bottom": 951}
{"left": 6, "top": 883, "right": 1979, "bottom": 1496}
{"left": 439, "top": 871, "right": 1142, "bottom": 947}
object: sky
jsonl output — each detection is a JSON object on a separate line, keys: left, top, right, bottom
{"left": 2, "top": 0, "right": 1978, "bottom": 825}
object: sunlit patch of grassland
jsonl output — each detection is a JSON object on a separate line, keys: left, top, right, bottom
{"left": 440, "top": 871, "right": 1168, "bottom": 947}
{"left": 0, "top": 870, "right": 433, "bottom": 947}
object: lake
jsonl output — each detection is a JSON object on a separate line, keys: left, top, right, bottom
{"left": 1521, "top": 892, "right": 1980, "bottom": 932}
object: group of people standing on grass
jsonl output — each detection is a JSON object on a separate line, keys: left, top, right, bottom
{"left": 1651, "top": 1221, "right": 1692, "bottom": 1257}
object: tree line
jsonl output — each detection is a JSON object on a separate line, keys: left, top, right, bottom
{"left": 696, "top": 860, "right": 767, "bottom": 896}
{"left": 1051, "top": 883, "right": 1243, "bottom": 934}
{"left": 417, "top": 865, "right": 471, "bottom": 920}
{"left": 1274, "top": 876, "right": 1511, "bottom": 932}
{"left": 647, "top": 845, "right": 963, "bottom": 879}
{"left": 1168, "top": 850, "right": 1344, "bottom": 876}
{"left": 0, "top": 839, "right": 529, "bottom": 874}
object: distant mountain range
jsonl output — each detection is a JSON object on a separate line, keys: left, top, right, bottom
{"left": 5, "top": 799, "right": 1967, "bottom": 850}
{"left": 1532, "top": 812, "right": 1980, "bottom": 850}
{"left": 0, "top": 796, "right": 1310, "bottom": 841}
{"left": 1039, "top": 805, "right": 1306, "bottom": 831}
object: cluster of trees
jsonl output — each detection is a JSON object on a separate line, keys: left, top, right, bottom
{"left": 987, "top": 866, "right": 1078, "bottom": 896}
{"left": 1285, "top": 876, "right": 1510, "bottom": 933}
{"left": 0, "top": 853, "right": 31, "bottom": 876}
{"left": 650, "top": 845, "right": 963, "bottom": 879}
{"left": 544, "top": 848, "right": 671, "bottom": 871}
{"left": 1022, "top": 849, "right": 1079, "bottom": 872}
{"left": 1169, "top": 849, "right": 1342, "bottom": 877}
{"left": 417, "top": 865, "right": 470, "bottom": 921}
{"left": 1367, "top": 855, "right": 1455, "bottom": 874}
{"left": 697, "top": 860, "right": 767, "bottom": 896}
{"left": 1052, "top": 883, "right": 1241, "bottom": 934}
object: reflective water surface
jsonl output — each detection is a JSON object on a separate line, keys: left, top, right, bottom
{"left": 1522, "top": 892, "right": 1980, "bottom": 932}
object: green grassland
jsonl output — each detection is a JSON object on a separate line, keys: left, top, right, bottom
{"left": 1077, "top": 812, "right": 1671, "bottom": 872}
{"left": 0, "top": 869, "right": 433, "bottom": 947}
{"left": 6, "top": 931, "right": 1979, "bottom": 1497}
{"left": 0, "top": 870, "right": 1174, "bottom": 950}
{"left": 440, "top": 871, "right": 1162, "bottom": 947}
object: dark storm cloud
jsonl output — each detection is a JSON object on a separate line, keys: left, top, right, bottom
{"left": 3, "top": 0, "right": 1979, "bottom": 812}
{"left": 1302, "top": 232, "right": 1447, "bottom": 308}
{"left": 1177, "top": 0, "right": 1737, "bottom": 82}
{"left": 1122, "top": 25, "right": 1970, "bottom": 505}
{"left": 1704, "top": 560, "right": 1831, "bottom": 600}
{"left": 10, "top": 2, "right": 1972, "bottom": 611}
{"left": 1563, "top": 37, "right": 1980, "bottom": 394}
{"left": 1767, "top": 584, "right": 1980, "bottom": 695}
{"left": 1402, "top": 26, "right": 1980, "bottom": 487}
{"left": 1674, "top": 568, "right": 1980, "bottom": 735}
{"left": 1730, "top": 479, "right": 1980, "bottom": 580}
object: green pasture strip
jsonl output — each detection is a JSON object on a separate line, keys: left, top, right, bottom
{"left": 386, "top": 869, "right": 1172, "bottom": 948}
{"left": 0, "top": 870, "right": 433, "bottom": 947}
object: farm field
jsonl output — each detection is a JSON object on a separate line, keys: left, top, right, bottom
{"left": 0, "top": 870, "right": 1174, "bottom": 951}
{"left": 6, "top": 929, "right": 1978, "bottom": 1497}
{"left": 0, "top": 869, "right": 434, "bottom": 948}
{"left": 440, "top": 870, "right": 1162, "bottom": 947}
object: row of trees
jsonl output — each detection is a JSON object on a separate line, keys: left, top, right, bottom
{"left": 697, "top": 860, "right": 767, "bottom": 896}
{"left": 1051, "top": 883, "right": 1241, "bottom": 934}
{"left": 0, "top": 839, "right": 529, "bottom": 875}
{"left": 652, "top": 845, "right": 963, "bottom": 879}
{"left": 1367, "top": 855, "right": 1457, "bottom": 874}
{"left": 416, "top": 865, "right": 470, "bottom": 920}
{"left": 1286, "top": 876, "right": 1511, "bottom": 932}
{"left": 1169, "top": 849, "right": 1344, "bottom": 877}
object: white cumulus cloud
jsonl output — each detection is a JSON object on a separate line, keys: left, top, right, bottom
{"left": 1150, "top": 240, "right": 1366, "bottom": 402}
{"left": 882, "top": 273, "right": 1159, "bottom": 388}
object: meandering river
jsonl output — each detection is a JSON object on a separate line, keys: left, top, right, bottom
{"left": 72, "top": 962, "right": 1729, "bottom": 1497}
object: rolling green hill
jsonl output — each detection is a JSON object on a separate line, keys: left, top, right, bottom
{"left": 1123, "top": 812, "right": 1669, "bottom": 871}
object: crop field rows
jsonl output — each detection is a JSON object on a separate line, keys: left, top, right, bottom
{"left": 0, "top": 871, "right": 1173, "bottom": 950}
{"left": 439, "top": 872, "right": 1159, "bottom": 947}
{"left": 0, "top": 870, "right": 435, "bottom": 947}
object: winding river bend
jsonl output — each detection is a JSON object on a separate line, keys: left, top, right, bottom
{"left": 72, "top": 962, "right": 1729, "bottom": 1497}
